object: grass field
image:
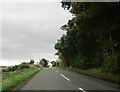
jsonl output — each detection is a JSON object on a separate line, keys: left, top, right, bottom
{"left": 2, "top": 66, "right": 40, "bottom": 92}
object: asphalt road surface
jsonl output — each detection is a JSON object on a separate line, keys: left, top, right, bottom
{"left": 19, "top": 67, "right": 120, "bottom": 91}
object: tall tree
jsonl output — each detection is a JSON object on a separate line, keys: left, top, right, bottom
{"left": 55, "top": 2, "right": 120, "bottom": 73}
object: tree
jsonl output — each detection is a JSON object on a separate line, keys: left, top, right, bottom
{"left": 40, "top": 58, "right": 48, "bottom": 67}
{"left": 54, "top": 1, "right": 120, "bottom": 73}
{"left": 51, "top": 61, "right": 56, "bottom": 67}
{"left": 29, "top": 59, "right": 35, "bottom": 64}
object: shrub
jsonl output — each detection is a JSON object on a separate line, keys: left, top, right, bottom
{"left": 20, "top": 64, "right": 29, "bottom": 69}
{"left": 2, "top": 67, "right": 11, "bottom": 72}
{"left": 103, "top": 51, "right": 120, "bottom": 74}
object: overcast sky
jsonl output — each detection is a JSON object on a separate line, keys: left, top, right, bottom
{"left": 1, "top": 0, "right": 72, "bottom": 66}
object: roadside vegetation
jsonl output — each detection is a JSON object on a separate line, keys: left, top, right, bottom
{"left": 2, "top": 60, "right": 41, "bottom": 92}
{"left": 54, "top": 2, "right": 120, "bottom": 84}
{"left": 0, "top": 67, "right": 2, "bottom": 92}
{"left": 61, "top": 66, "right": 120, "bottom": 84}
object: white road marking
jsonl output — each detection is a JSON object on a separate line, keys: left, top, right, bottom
{"left": 79, "top": 88, "right": 86, "bottom": 92}
{"left": 60, "top": 74, "right": 70, "bottom": 81}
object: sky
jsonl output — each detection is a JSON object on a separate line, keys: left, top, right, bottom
{"left": 0, "top": 0, "right": 72, "bottom": 66}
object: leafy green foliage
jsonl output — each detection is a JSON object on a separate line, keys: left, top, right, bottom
{"left": 55, "top": 2, "right": 120, "bottom": 74}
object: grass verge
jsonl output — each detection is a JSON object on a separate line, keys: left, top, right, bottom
{"left": 2, "top": 67, "right": 41, "bottom": 92}
{"left": 0, "top": 67, "right": 2, "bottom": 92}
{"left": 60, "top": 66, "right": 120, "bottom": 85}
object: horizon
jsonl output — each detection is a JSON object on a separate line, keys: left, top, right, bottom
{"left": 0, "top": 58, "right": 56, "bottom": 66}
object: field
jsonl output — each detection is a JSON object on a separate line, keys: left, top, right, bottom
{"left": 2, "top": 66, "right": 40, "bottom": 92}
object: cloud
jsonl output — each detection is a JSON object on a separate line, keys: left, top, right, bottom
{"left": 1, "top": 2, "right": 72, "bottom": 65}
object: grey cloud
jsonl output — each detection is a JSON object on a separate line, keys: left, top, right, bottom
{"left": 2, "top": 2, "right": 72, "bottom": 63}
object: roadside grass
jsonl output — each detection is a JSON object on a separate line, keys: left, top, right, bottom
{"left": 2, "top": 67, "right": 41, "bottom": 92}
{"left": 61, "top": 67, "right": 120, "bottom": 85}
{"left": 0, "top": 67, "right": 2, "bottom": 92}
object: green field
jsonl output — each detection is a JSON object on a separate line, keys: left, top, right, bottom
{"left": 2, "top": 66, "right": 40, "bottom": 92}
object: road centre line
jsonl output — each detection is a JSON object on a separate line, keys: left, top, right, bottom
{"left": 60, "top": 74, "right": 70, "bottom": 81}
{"left": 79, "top": 88, "right": 86, "bottom": 92}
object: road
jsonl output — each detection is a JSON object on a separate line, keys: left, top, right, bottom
{"left": 19, "top": 67, "right": 120, "bottom": 91}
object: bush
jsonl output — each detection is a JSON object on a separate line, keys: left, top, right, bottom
{"left": 2, "top": 64, "right": 30, "bottom": 72}
{"left": 20, "top": 64, "right": 29, "bottom": 69}
{"left": 103, "top": 51, "right": 120, "bottom": 74}
{"left": 2, "top": 67, "right": 11, "bottom": 72}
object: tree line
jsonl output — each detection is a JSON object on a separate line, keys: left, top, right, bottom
{"left": 2, "top": 59, "right": 35, "bottom": 72}
{"left": 54, "top": 2, "right": 120, "bottom": 74}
